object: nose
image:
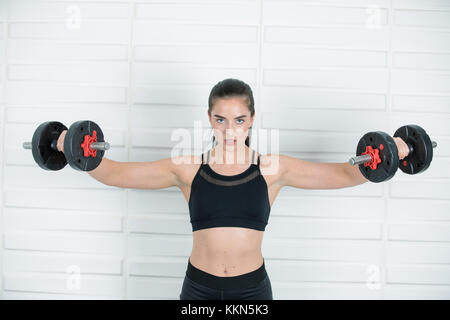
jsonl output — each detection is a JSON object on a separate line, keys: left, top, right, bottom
{"left": 225, "top": 126, "right": 234, "bottom": 137}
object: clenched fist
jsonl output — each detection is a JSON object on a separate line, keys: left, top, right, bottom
{"left": 393, "top": 136, "right": 409, "bottom": 160}
{"left": 57, "top": 130, "right": 67, "bottom": 153}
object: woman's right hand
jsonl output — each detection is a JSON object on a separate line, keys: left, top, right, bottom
{"left": 57, "top": 130, "right": 67, "bottom": 153}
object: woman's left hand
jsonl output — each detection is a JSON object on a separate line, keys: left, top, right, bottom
{"left": 393, "top": 137, "right": 410, "bottom": 160}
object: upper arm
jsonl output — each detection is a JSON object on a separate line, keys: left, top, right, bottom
{"left": 110, "top": 156, "right": 184, "bottom": 190}
{"left": 278, "top": 154, "right": 353, "bottom": 190}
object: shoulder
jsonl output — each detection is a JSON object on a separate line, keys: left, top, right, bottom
{"left": 169, "top": 154, "right": 205, "bottom": 175}
{"left": 169, "top": 154, "right": 203, "bottom": 166}
{"left": 257, "top": 152, "right": 288, "bottom": 184}
{"left": 169, "top": 153, "right": 204, "bottom": 187}
{"left": 258, "top": 152, "right": 287, "bottom": 168}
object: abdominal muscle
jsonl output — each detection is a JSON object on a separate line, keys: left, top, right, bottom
{"left": 189, "top": 227, "right": 264, "bottom": 277}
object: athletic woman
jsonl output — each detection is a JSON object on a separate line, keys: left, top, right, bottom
{"left": 57, "top": 78, "right": 410, "bottom": 300}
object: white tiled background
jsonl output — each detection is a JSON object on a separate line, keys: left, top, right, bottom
{"left": 1, "top": 0, "right": 450, "bottom": 299}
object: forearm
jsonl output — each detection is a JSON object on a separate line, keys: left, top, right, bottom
{"left": 87, "top": 157, "right": 121, "bottom": 186}
{"left": 342, "top": 162, "right": 369, "bottom": 186}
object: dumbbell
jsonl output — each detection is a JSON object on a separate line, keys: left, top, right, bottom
{"left": 348, "top": 124, "right": 437, "bottom": 183}
{"left": 23, "top": 120, "right": 110, "bottom": 171}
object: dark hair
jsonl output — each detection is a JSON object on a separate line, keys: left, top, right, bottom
{"left": 208, "top": 78, "right": 255, "bottom": 147}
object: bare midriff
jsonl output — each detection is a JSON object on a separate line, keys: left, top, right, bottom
{"left": 189, "top": 227, "right": 264, "bottom": 277}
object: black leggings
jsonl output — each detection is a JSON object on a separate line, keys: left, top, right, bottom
{"left": 179, "top": 258, "right": 273, "bottom": 300}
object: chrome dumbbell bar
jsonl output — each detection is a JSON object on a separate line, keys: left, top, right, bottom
{"left": 349, "top": 141, "right": 437, "bottom": 166}
{"left": 23, "top": 141, "right": 110, "bottom": 151}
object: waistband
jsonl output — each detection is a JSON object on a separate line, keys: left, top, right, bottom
{"left": 186, "top": 257, "right": 267, "bottom": 291}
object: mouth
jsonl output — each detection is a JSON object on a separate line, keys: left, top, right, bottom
{"left": 224, "top": 139, "right": 237, "bottom": 145}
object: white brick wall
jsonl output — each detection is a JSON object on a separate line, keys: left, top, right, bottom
{"left": 1, "top": 0, "right": 449, "bottom": 300}
{"left": 0, "top": 0, "right": 6, "bottom": 301}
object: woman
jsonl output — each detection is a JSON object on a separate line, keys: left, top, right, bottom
{"left": 58, "top": 78, "right": 410, "bottom": 300}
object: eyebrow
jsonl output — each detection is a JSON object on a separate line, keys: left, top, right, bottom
{"left": 213, "top": 114, "right": 247, "bottom": 119}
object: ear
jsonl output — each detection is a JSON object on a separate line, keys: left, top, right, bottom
{"left": 207, "top": 110, "right": 213, "bottom": 126}
{"left": 250, "top": 112, "right": 255, "bottom": 127}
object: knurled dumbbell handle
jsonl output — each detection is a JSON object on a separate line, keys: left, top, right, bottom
{"left": 349, "top": 140, "right": 437, "bottom": 166}
{"left": 90, "top": 142, "right": 110, "bottom": 150}
{"left": 349, "top": 154, "right": 372, "bottom": 166}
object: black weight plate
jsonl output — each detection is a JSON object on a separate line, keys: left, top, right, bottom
{"left": 394, "top": 124, "right": 433, "bottom": 175}
{"left": 356, "top": 131, "right": 399, "bottom": 183}
{"left": 64, "top": 120, "right": 105, "bottom": 171}
{"left": 31, "top": 121, "right": 68, "bottom": 171}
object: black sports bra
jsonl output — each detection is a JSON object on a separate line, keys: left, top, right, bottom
{"left": 188, "top": 149, "right": 271, "bottom": 232}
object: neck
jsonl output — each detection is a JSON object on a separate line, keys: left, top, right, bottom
{"left": 211, "top": 144, "right": 251, "bottom": 165}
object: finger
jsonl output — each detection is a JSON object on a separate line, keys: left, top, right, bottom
{"left": 402, "top": 141, "right": 409, "bottom": 158}
{"left": 400, "top": 146, "right": 408, "bottom": 159}
{"left": 398, "top": 138, "right": 409, "bottom": 159}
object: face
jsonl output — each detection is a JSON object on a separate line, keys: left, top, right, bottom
{"left": 208, "top": 96, "right": 254, "bottom": 153}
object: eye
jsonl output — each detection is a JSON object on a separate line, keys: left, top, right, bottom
{"left": 236, "top": 119, "right": 244, "bottom": 124}
{"left": 216, "top": 119, "right": 224, "bottom": 124}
